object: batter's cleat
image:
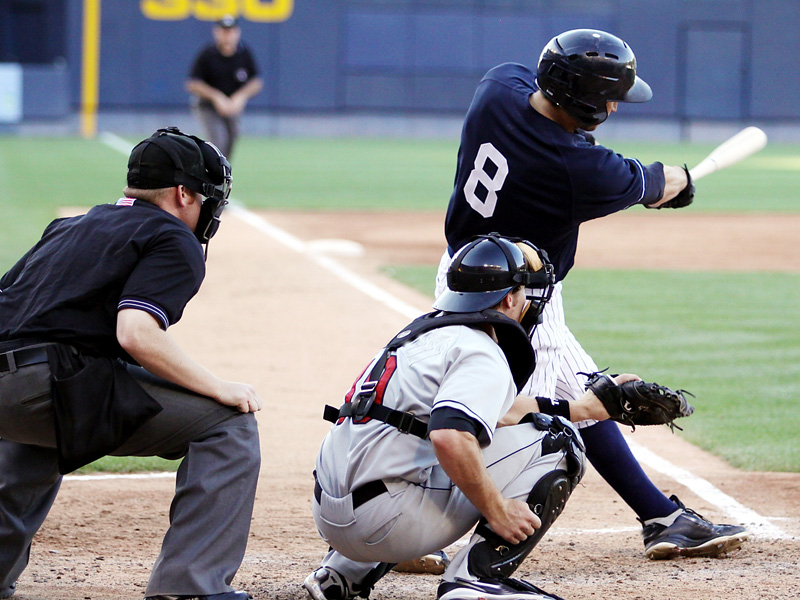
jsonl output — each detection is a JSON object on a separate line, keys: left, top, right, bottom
{"left": 642, "top": 495, "right": 749, "bottom": 560}
{"left": 303, "top": 567, "right": 361, "bottom": 600}
{"left": 144, "top": 592, "right": 253, "bottom": 600}
{"left": 437, "top": 577, "right": 565, "bottom": 600}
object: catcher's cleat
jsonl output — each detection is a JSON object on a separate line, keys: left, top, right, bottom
{"left": 642, "top": 495, "right": 749, "bottom": 560}
{"left": 437, "top": 577, "right": 565, "bottom": 600}
{"left": 303, "top": 567, "right": 360, "bottom": 600}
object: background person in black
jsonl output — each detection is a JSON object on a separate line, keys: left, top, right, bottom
{"left": 187, "top": 15, "right": 263, "bottom": 161}
{"left": 0, "top": 128, "right": 261, "bottom": 600}
{"left": 436, "top": 29, "right": 748, "bottom": 561}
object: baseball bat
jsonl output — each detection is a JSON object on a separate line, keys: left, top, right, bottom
{"left": 688, "top": 126, "right": 768, "bottom": 181}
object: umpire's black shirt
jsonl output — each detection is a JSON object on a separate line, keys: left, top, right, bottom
{"left": 0, "top": 199, "right": 205, "bottom": 359}
{"left": 189, "top": 43, "right": 259, "bottom": 102}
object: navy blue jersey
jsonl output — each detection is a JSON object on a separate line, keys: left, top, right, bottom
{"left": 444, "top": 63, "right": 665, "bottom": 281}
{"left": 0, "top": 199, "right": 205, "bottom": 359}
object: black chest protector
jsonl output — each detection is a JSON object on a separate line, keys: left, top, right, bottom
{"left": 323, "top": 309, "right": 536, "bottom": 439}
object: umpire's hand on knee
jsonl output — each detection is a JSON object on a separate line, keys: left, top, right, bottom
{"left": 216, "top": 381, "right": 262, "bottom": 413}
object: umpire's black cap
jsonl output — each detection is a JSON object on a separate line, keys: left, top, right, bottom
{"left": 127, "top": 127, "right": 232, "bottom": 201}
{"left": 127, "top": 130, "right": 206, "bottom": 191}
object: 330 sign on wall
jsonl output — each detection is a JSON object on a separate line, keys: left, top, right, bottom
{"left": 142, "top": 0, "right": 293, "bottom": 22}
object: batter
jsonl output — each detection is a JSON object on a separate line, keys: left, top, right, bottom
{"left": 435, "top": 28, "right": 747, "bottom": 560}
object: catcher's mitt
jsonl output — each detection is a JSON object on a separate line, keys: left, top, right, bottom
{"left": 585, "top": 373, "right": 694, "bottom": 431}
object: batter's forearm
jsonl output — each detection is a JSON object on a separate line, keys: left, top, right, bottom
{"left": 651, "top": 164, "right": 690, "bottom": 205}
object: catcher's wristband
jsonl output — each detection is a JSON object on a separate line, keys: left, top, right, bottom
{"left": 535, "top": 396, "right": 571, "bottom": 420}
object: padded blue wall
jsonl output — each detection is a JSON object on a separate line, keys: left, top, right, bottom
{"left": 10, "top": 0, "right": 798, "bottom": 120}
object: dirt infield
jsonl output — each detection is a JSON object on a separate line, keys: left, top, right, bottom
{"left": 13, "top": 209, "right": 800, "bottom": 600}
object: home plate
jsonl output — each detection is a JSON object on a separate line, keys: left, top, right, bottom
{"left": 306, "top": 238, "right": 366, "bottom": 257}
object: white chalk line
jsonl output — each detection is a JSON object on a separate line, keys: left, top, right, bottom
{"left": 227, "top": 204, "right": 422, "bottom": 320}
{"left": 95, "top": 132, "right": 792, "bottom": 541}
{"left": 624, "top": 437, "right": 791, "bottom": 539}
{"left": 99, "top": 130, "right": 135, "bottom": 154}
{"left": 65, "top": 472, "right": 175, "bottom": 482}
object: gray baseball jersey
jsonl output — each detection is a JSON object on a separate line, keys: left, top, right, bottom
{"left": 315, "top": 324, "right": 517, "bottom": 495}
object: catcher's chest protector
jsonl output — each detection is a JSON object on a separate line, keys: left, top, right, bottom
{"left": 324, "top": 309, "right": 536, "bottom": 437}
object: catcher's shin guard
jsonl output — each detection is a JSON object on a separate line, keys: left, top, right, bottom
{"left": 468, "top": 469, "right": 574, "bottom": 579}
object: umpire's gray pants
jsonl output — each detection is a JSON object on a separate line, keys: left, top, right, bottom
{"left": 193, "top": 103, "right": 239, "bottom": 161}
{"left": 0, "top": 361, "right": 260, "bottom": 597}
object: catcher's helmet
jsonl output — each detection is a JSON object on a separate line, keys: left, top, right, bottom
{"left": 536, "top": 29, "right": 652, "bottom": 128}
{"left": 434, "top": 234, "right": 554, "bottom": 326}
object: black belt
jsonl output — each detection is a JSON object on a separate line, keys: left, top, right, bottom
{"left": 0, "top": 344, "right": 50, "bottom": 374}
{"left": 314, "top": 478, "right": 388, "bottom": 510}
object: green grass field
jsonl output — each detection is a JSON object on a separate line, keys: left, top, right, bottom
{"left": 1, "top": 134, "right": 799, "bottom": 473}
{"left": 388, "top": 266, "right": 800, "bottom": 473}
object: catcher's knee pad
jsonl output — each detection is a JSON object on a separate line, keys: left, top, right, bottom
{"left": 524, "top": 412, "right": 586, "bottom": 485}
{"left": 468, "top": 469, "right": 575, "bottom": 579}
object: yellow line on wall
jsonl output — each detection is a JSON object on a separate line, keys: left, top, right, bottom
{"left": 80, "top": 0, "right": 101, "bottom": 139}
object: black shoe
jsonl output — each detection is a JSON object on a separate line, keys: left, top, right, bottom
{"left": 145, "top": 591, "right": 253, "bottom": 600}
{"left": 642, "top": 495, "right": 749, "bottom": 559}
{"left": 0, "top": 582, "right": 16, "bottom": 599}
{"left": 437, "top": 577, "right": 564, "bottom": 600}
{"left": 302, "top": 567, "right": 360, "bottom": 600}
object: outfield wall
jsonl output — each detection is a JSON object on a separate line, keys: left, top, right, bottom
{"left": 1, "top": 0, "right": 798, "bottom": 127}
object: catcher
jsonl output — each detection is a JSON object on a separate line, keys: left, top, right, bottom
{"left": 304, "top": 234, "right": 697, "bottom": 600}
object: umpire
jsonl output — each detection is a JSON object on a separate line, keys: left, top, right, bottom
{"left": 186, "top": 15, "right": 263, "bottom": 161}
{"left": 0, "top": 128, "right": 260, "bottom": 600}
